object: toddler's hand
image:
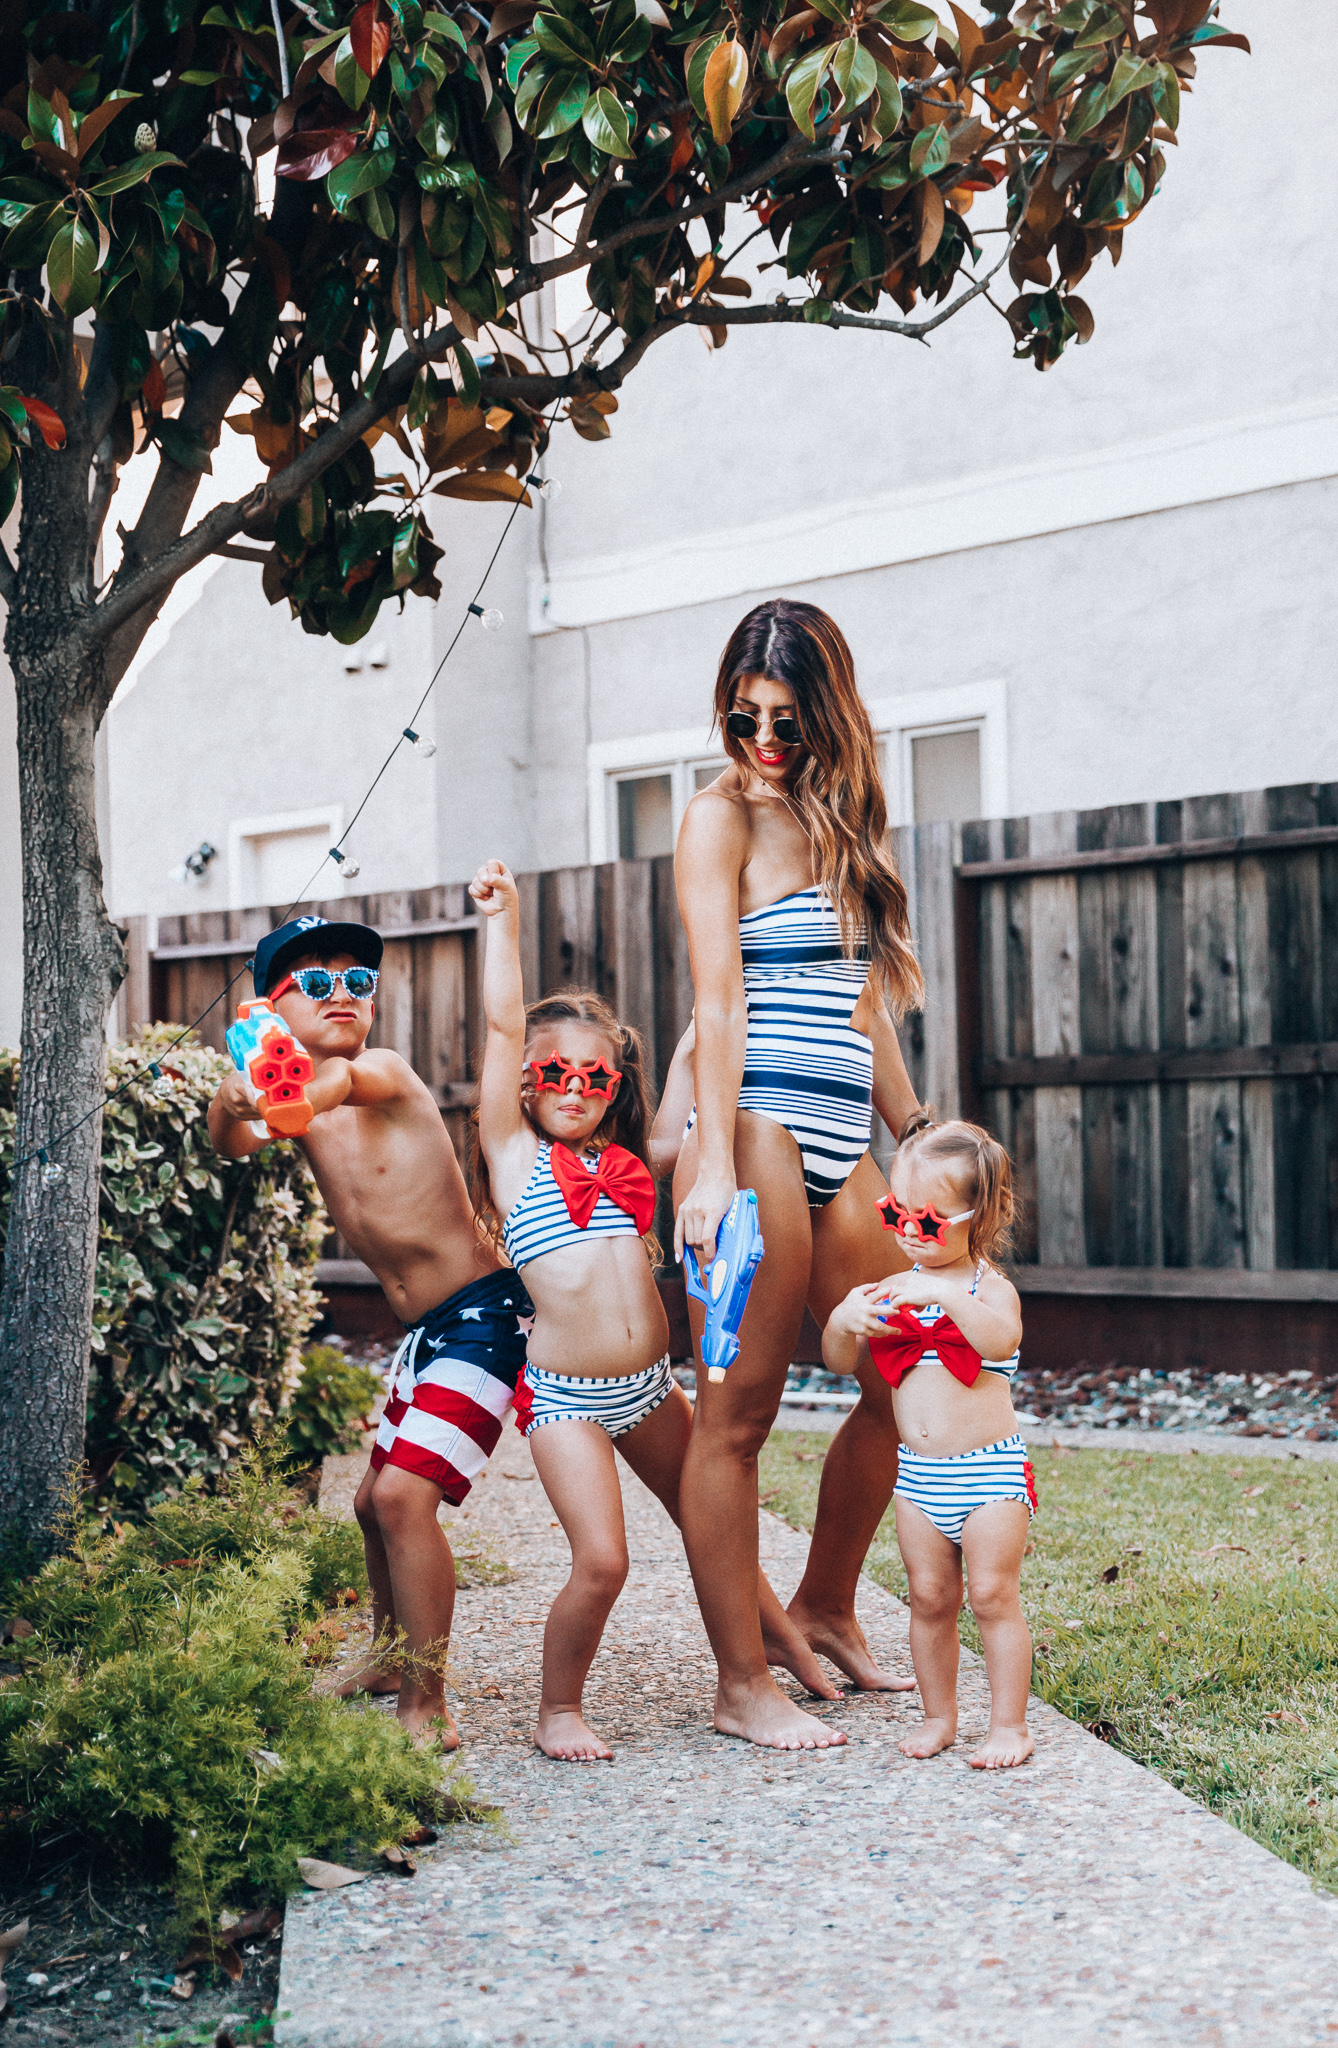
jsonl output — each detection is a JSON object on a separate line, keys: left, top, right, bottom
{"left": 828, "top": 1283, "right": 891, "bottom": 1341}
{"left": 470, "top": 859, "right": 518, "bottom": 917}
{"left": 879, "top": 1269, "right": 953, "bottom": 1312}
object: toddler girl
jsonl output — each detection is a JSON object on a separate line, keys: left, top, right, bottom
{"left": 823, "top": 1113, "right": 1034, "bottom": 1769}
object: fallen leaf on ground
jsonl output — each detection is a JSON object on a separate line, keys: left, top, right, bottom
{"left": 1196, "top": 1543, "right": 1250, "bottom": 1556}
{"left": 171, "top": 1973, "right": 195, "bottom": 1999}
{"left": 1100, "top": 1564, "right": 1120, "bottom": 1583}
{"left": 793, "top": 1452, "right": 823, "bottom": 1462}
{"left": 401, "top": 1824, "right": 438, "bottom": 1847}
{"left": 759, "top": 1489, "right": 781, "bottom": 1505}
{"left": 1262, "top": 1710, "right": 1309, "bottom": 1728}
{"left": 380, "top": 1845, "right": 417, "bottom": 1876}
{"left": 295, "top": 1858, "right": 368, "bottom": 1890}
{"left": 502, "top": 1473, "right": 535, "bottom": 1482}
{"left": 1242, "top": 1484, "right": 1266, "bottom": 1497}
{"left": 480, "top": 1684, "right": 505, "bottom": 1698}
{"left": 0, "top": 1920, "right": 27, "bottom": 1968}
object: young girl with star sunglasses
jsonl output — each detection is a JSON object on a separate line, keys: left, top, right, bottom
{"left": 469, "top": 860, "right": 826, "bottom": 1761}
{"left": 822, "top": 1112, "right": 1034, "bottom": 1771}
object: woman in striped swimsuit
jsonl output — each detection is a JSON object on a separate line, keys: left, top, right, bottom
{"left": 823, "top": 1114, "right": 1033, "bottom": 1771}
{"left": 673, "top": 598, "right": 924, "bottom": 1752}
{"left": 468, "top": 859, "right": 823, "bottom": 1761}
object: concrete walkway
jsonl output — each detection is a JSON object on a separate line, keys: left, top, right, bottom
{"left": 280, "top": 1428, "right": 1338, "bottom": 2048}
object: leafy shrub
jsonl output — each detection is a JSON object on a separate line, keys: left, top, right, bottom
{"left": 0, "top": 1027, "right": 327, "bottom": 1513}
{"left": 286, "top": 1345, "right": 384, "bottom": 1470}
{"left": 0, "top": 1451, "right": 453, "bottom": 1932}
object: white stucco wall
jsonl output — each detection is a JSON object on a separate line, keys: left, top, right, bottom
{"left": 98, "top": 0, "right": 1337, "bottom": 917}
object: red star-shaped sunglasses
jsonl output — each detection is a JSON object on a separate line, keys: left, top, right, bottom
{"left": 526, "top": 1049, "right": 623, "bottom": 1101}
{"left": 877, "top": 1193, "right": 974, "bottom": 1243}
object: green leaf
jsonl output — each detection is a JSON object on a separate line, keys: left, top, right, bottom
{"left": 1150, "top": 60, "right": 1179, "bottom": 130}
{"left": 417, "top": 100, "right": 459, "bottom": 158}
{"left": 803, "top": 295, "right": 834, "bottom": 322}
{"left": 27, "top": 89, "right": 61, "bottom": 153}
{"left": 870, "top": 59, "right": 903, "bottom": 138}
{"left": 1065, "top": 80, "right": 1108, "bottom": 142}
{"left": 877, "top": 1, "right": 938, "bottom": 44}
{"left": 179, "top": 69, "right": 225, "bottom": 85}
{"left": 595, "top": 0, "right": 636, "bottom": 63}
{"left": 607, "top": 15, "right": 652, "bottom": 62}
{"left": 785, "top": 198, "right": 843, "bottom": 276}
{"left": 505, "top": 36, "right": 540, "bottom": 88}
{"left": 47, "top": 217, "right": 100, "bottom": 318}
{"left": 391, "top": 516, "right": 420, "bottom": 590}
{"left": 581, "top": 86, "right": 634, "bottom": 159}
{"left": 533, "top": 10, "right": 596, "bottom": 65}
{"left": 1105, "top": 53, "right": 1157, "bottom": 112}
{"left": 359, "top": 183, "right": 396, "bottom": 240}
{"left": 158, "top": 418, "right": 213, "bottom": 472}
{"left": 1075, "top": 4, "right": 1124, "bottom": 48}
{"left": 687, "top": 31, "right": 725, "bottom": 122}
{"left": 326, "top": 149, "right": 396, "bottom": 212}
{"left": 468, "top": 173, "right": 513, "bottom": 258}
{"left": 1048, "top": 48, "right": 1093, "bottom": 96}
{"left": 785, "top": 44, "right": 832, "bottom": 140}
{"left": 422, "top": 9, "right": 468, "bottom": 49}
{"left": 335, "top": 35, "right": 372, "bottom": 110}
{"left": 452, "top": 343, "right": 481, "bottom": 406}
{"left": 908, "top": 120, "right": 949, "bottom": 176}
{"left": 832, "top": 37, "right": 876, "bottom": 112}
{"left": 88, "top": 151, "right": 185, "bottom": 195}
{"left": 514, "top": 57, "right": 553, "bottom": 128}
{"left": 533, "top": 67, "right": 589, "bottom": 138}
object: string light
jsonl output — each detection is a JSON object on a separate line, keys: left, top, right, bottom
{"left": 12, "top": 398, "right": 563, "bottom": 1182}
{"left": 533, "top": 476, "right": 562, "bottom": 502}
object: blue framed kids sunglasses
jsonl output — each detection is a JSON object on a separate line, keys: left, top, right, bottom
{"left": 271, "top": 966, "right": 380, "bottom": 1003}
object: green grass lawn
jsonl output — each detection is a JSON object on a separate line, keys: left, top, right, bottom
{"left": 759, "top": 1431, "right": 1338, "bottom": 1891}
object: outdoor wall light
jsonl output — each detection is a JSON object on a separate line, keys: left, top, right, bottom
{"left": 342, "top": 642, "right": 390, "bottom": 674}
{"left": 168, "top": 841, "right": 217, "bottom": 886}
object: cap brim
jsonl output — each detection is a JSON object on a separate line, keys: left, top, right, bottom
{"left": 259, "top": 922, "right": 384, "bottom": 994}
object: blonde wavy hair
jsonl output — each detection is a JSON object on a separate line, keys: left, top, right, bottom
{"left": 713, "top": 599, "right": 924, "bottom": 1013}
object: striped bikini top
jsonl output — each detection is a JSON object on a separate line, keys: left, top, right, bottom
{"left": 869, "top": 1262, "right": 1020, "bottom": 1386}
{"left": 501, "top": 1141, "right": 652, "bottom": 1272}
{"left": 739, "top": 886, "right": 869, "bottom": 998}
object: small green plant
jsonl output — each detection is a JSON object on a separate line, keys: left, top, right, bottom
{"left": 0, "top": 1447, "right": 455, "bottom": 1935}
{"left": 0, "top": 1027, "right": 327, "bottom": 1514}
{"left": 286, "top": 1346, "right": 385, "bottom": 1470}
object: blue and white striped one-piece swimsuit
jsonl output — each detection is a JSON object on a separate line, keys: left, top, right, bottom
{"left": 737, "top": 887, "right": 873, "bottom": 1206}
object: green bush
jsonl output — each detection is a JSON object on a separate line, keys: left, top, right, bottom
{"left": 0, "top": 1026, "right": 327, "bottom": 1513}
{"left": 0, "top": 1450, "right": 453, "bottom": 1933}
{"left": 287, "top": 1346, "right": 384, "bottom": 1470}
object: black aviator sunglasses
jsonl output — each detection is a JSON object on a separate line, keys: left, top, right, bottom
{"left": 725, "top": 710, "right": 803, "bottom": 745}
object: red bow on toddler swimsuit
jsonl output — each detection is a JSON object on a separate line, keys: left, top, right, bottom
{"left": 549, "top": 1142, "right": 656, "bottom": 1236}
{"left": 868, "top": 1308, "right": 984, "bottom": 1390}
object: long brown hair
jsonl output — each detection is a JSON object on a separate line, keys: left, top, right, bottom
{"left": 895, "top": 1109, "right": 1015, "bottom": 1264}
{"left": 714, "top": 599, "right": 923, "bottom": 1013}
{"left": 469, "top": 987, "right": 658, "bottom": 1255}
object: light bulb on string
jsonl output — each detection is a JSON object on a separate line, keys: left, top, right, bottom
{"left": 148, "top": 1062, "right": 175, "bottom": 1099}
{"left": 403, "top": 727, "right": 437, "bottom": 759}
{"left": 38, "top": 1150, "right": 65, "bottom": 1188}
{"left": 535, "top": 476, "right": 562, "bottom": 503}
{"left": 330, "top": 847, "right": 362, "bottom": 880}
{"left": 468, "top": 603, "right": 505, "bottom": 633}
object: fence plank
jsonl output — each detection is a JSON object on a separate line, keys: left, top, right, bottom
{"left": 1269, "top": 843, "right": 1327, "bottom": 1267}
{"left": 910, "top": 821, "right": 959, "bottom": 1119}
{"left": 540, "top": 864, "right": 597, "bottom": 993}
{"left": 1077, "top": 804, "right": 1159, "bottom": 1266}
{"left": 1182, "top": 843, "right": 1243, "bottom": 1267}
{"left": 612, "top": 860, "right": 657, "bottom": 1075}
{"left": 1028, "top": 813, "right": 1083, "bottom": 1266}
{"left": 515, "top": 870, "right": 541, "bottom": 1006}
{"left": 651, "top": 854, "right": 692, "bottom": 1094}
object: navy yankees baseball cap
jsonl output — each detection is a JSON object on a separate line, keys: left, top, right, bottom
{"left": 251, "top": 915, "right": 384, "bottom": 997}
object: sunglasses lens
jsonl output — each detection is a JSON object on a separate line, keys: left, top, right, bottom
{"left": 772, "top": 717, "right": 801, "bottom": 744}
{"left": 298, "top": 970, "right": 335, "bottom": 1000}
{"left": 344, "top": 968, "right": 376, "bottom": 998}
{"left": 725, "top": 711, "right": 758, "bottom": 739}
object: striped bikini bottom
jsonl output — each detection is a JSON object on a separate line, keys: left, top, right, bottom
{"left": 894, "top": 1434, "right": 1037, "bottom": 1546}
{"left": 514, "top": 1356, "right": 675, "bottom": 1440}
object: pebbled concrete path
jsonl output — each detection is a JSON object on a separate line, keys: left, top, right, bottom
{"left": 279, "top": 1425, "right": 1338, "bottom": 2048}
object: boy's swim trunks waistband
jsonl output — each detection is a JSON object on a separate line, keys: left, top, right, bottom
{"left": 513, "top": 1355, "right": 674, "bottom": 1440}
{"left": 371, "top": 1269, "right": 534, "bottom": 1503}
{"left": 893, "top": 1433, "right": 1036, "bottom": 1547}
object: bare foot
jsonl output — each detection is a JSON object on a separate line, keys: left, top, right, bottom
{"left": 786, "top": 1601, "right": 916, "bottom": 1693}
{"left": 715, "top": 1679, "right": 847, "bottom": 1751}
{"left": 397, "top": 1700, "right": 460, "bottom": 1753}
{"left": 762, "top": 1614, "right": 843, "bottom": 1702}
{"left": 898, "top": 1715, "right": 957, "bottom": 1759}
{"left": 535, "top": 1708, "right": 614, "bottom": 1762}
{"left": 969, "top": 1724, "right": 1034, "bottom": 1770}
{"left": 327, "top": 1663, "right": 402, "bottom": 1700}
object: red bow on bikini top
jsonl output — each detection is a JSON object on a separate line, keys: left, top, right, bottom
{"left": 549, "top": 1141, "right": 656, "bottom": 1236}
{"left": 868, "top": 1308, "right": 984, "bottom": 1390}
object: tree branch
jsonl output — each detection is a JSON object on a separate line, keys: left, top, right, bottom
{"left": 0, "top": 539, "right": 16, "bottom": 607}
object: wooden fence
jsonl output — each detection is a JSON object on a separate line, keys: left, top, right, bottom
{"left": 119, "top": 778, "right": 1338, "bottom": 1365}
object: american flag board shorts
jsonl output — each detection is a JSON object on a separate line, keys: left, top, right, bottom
{"left": 370, "top": 1270, "right": 533, "bottom": 1503}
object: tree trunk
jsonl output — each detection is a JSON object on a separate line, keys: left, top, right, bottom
{"left": 0, "top": 363, "right": 125, "bottom": 1559}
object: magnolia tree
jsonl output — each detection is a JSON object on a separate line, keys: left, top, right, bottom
{"left": 0, "top": 0, "right": 1244, "bottom": 1549}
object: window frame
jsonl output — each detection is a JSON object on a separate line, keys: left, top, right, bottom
{"left": 585, "top": 681, "right": 1007, "bottom": 857}
{"left": 226, "top": 804, "right": 347, "bottom": 910}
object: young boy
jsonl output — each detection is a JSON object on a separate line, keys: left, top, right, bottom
{"left": 208, "top": 915, "right": 531, "bottom": 1750}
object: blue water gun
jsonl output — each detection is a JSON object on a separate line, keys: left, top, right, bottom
{"left": 683, "top": 1188, "right": 765, "bottom": 1384}
{"left": 226, "top": 998, "right": 316, "bottom": 1139}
